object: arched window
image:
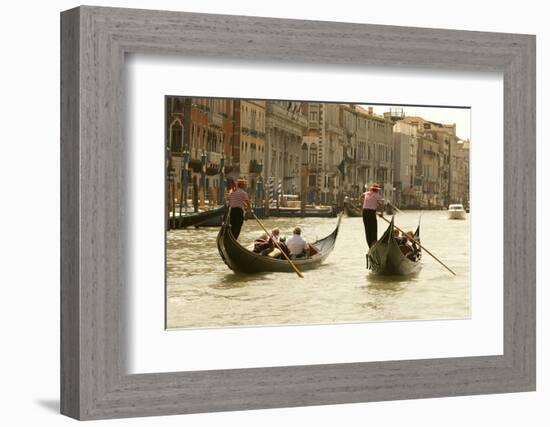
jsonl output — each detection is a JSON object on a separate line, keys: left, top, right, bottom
{"left": 301, "top": 143, "right": 308, "bottom": 164}
{"left": 170, "top": 120, "right": 183, "bottom": 153}
{"left": 309, "top": 143, "right": 317, "bottom": 166}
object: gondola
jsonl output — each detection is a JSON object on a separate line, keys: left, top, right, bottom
{"left": 217, "top": 209, "right": 343, "bottom": 274}
{"left": 344, "top": 202, "right": 362, "bottom": 217}
{"left": 172, "top": 205, "right": 226, "bottom": 229}
{"left": 366, "top": 216, "right": 422, "bottom": 275}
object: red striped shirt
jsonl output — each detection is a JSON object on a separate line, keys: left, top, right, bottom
{"left": 228, "top": 188, "right": 250, "bottom": 210}
{"left": 362, "top": 190, "right": 383, "bottom": 210}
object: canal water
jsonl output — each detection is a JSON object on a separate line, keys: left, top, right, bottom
{"left": 166, "top": 210, "right": 470, "bottom": 329}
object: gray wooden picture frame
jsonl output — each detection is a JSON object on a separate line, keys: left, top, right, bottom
{"left": 60, "top": 5, "right": 536, "bottom": 421}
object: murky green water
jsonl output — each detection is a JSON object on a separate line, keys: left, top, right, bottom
{"left": 166, "top": 211, "right": 470, "bottom": 329}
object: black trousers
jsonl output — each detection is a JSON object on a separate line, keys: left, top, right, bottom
{"left": 229, "top": 207, "right": 245, "bottom": 240}
{"left": 362, "top": 208, "right": 378, "bottom": 247}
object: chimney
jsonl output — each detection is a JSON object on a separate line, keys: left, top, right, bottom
{"left": 368, "top": 107, "right": 373, "bottom": 115}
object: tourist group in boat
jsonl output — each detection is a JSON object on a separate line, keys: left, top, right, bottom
{"left": 195, "top": 176, "right": 457, "bottom": 277}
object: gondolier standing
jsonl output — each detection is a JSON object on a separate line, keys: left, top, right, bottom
{"left": 361, "top": 183, "right": 384, "bottom": 247}
{"left": 227, "top": 178, "right": 251, "bottom": 240}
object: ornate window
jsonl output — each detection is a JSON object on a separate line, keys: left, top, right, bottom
{"left": 301, "top": 143, "right": 308, "bottom": 164}
{"left": 170, "top": 120, "right": 183, "bottom": 153}
{"left": 309, "top": 143, "right": 318, "bottom": 166}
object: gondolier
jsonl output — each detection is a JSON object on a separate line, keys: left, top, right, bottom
{"left": 361, "top": 183, "right": 384, "bottom": 247}
{"left": 227, "top": 178, "right": 251, "bottom": 240}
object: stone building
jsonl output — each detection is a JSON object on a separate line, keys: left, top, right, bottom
{"left": 166, "top": 97, "right": 469, "bottom": 212}
{"left": 166, "top": 96, "right": 235, "bottom": 208}
{"left": 401, "top": 116, "right": 469, "bottom": 208}
{"left": 418, "top": 134, "right": 441, "bottom": 207}
{"left": 392, "top": 120, "right": 420, "bottom": 207}
{"left": 364, "top": 108, "right": 394, "bottom": 202}
{"left": 450, "top": 139, "right": 470, "bottom": 205}
{"left": 321, "top": 103, "right": 346, "bottom": 203}
{"left": 301, "top": 102, "right": 323, "bottom": 203}
{"left": 264, "top": 101, "right": 308, "bottom": 198}
{"left": 232, "top": 100, "right": 266, "bottom": 199}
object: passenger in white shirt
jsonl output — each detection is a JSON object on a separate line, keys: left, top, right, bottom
{"left": 286, "top": 227, "right": 309, "bottom": 258}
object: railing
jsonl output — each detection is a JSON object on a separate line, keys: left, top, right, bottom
{"left": 207, "top": 152, "right": 221, "bottom": 164}
{"left": 268, "top": 103, "right": 308, "bottom": 127}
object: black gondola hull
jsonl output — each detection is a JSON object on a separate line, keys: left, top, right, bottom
{"left": 172, "top": 205, "right": 226, "bottom": 229}
{"left": 217, "top": 210, "right": 342, "bottom": 274}
{"left": 367, "top": 217, "right": 422, "bottom": 275}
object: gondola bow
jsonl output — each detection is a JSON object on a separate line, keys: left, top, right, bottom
{"left": 367, "top": 216, "right": 422, "bottom": 275}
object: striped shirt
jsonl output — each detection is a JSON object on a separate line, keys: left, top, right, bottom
{"left": 362, "top": 190, "right": 383, "bottom": 210}
{"left": 228, "top": 188, "right": 250, "bottom": 210}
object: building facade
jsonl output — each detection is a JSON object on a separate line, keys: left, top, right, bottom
{"left": 166, "top": 97, "right": 469, "bottom": 212}
{"left": 400, "top": 116, "right": 469, "bottom": 208}
{"left": 264, "top": 101, "right": 308, "bottom": 199}
{"left": 166, "top": 96, "right": 235, "bottom": 209}
{"left": 232, "top": 100, "right": 266, "bottom": 202}
{"left": 393, "top": 120, "right": 419, "bottom": 207}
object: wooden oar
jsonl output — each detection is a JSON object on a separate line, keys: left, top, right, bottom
{"left": 249, "top": 210, "right": 304, "bottom": 278}
{"left": 379, "top": 215, "right": 457, "bottom": 276}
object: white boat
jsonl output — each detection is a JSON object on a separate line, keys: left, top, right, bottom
{"left": 448, "top": 203, "right": 467, "bottom": 220}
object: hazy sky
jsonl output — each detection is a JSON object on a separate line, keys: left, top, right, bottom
{"left": 362, "top": 105, "right": 471, "bottom": 142}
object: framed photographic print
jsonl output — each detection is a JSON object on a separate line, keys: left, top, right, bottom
{"left": 61, "top": 6, "right": 535, "bottom": 420}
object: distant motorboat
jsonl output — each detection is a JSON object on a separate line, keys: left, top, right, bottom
{"left": 448, "top": 204, "right": 467, "bottom": 220}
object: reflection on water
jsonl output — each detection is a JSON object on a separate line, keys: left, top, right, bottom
{"left": 166, "top": 211, "right": 470, "bottom": 329}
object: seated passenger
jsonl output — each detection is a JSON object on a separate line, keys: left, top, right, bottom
{"left": 286, "top": 227, "right": 309, "bottom": 258}
{"left": 253, "top": 233, "right": 272, "bottom": 254}
{"left": 404, "top": 230, "right": 420, "bottom": 261}
{"left": 393, "top": 229, "right": 407, "bottom": 245}
{"left": 276, "top": 235, "right": 292, "bottom": 260}
{"left": 271, "top": 228, "right": 280, "bottom": 243}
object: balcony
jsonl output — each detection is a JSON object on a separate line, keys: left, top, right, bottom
{"left": 207, "top": 152, "right": 221, "bottom": 165}
{"left": 249, "top": 160, "right": 263, "bottom": 174}
{"left": 268, "top": 103, "right": 308, "bottom": 128}
{"left": 209, "top": 112, "right": 224, "bottom": 128}
{"left": 325, "top": 123, "right": 343, "bottom": 135}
